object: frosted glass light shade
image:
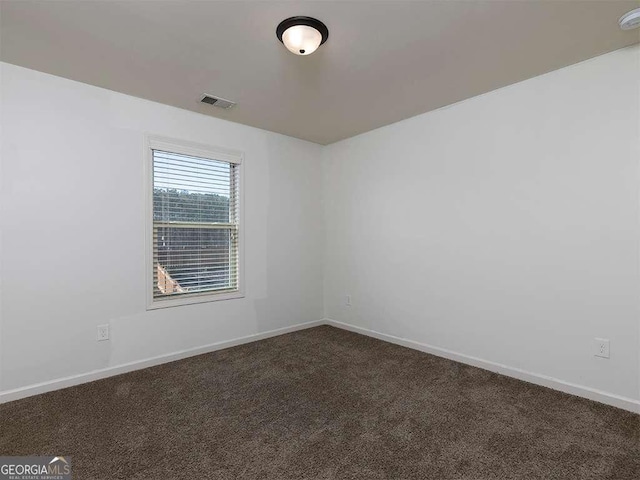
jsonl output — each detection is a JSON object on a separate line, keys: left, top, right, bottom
{"left": 282, "top": 25, "right": 323, "bottom": 55}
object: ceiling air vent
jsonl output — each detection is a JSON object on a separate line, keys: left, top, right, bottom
{"left": 200, "top": 94, "right": 236, "bottom": 109}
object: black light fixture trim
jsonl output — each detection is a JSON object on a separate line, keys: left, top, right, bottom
{"left": 276, "top": 16, "right": 329, "bottom": 47}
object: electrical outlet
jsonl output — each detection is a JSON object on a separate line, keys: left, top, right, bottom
{"left": 594, "top": 338, "right": 609, "bottom": 358}
{"left": 97, "top": 324, "right": 109, "bottom": 342}
{"left": 346, "top": 295, "right": 352, "bottom": 307}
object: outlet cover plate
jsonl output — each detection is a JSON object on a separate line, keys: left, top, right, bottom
{"left": 97, "top": 324, "right": 109, "bottom": 342}
{"left": 594, "top": 338, "right": 610, "bottom": 358}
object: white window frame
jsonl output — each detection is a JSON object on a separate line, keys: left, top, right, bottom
{"left": 144, "top": 135, "right": 245, "bottom": 310}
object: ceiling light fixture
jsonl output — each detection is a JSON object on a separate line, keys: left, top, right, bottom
{"left": 619, "top": 8, "right": 640, "bottom": 30}
{"left": 276, "top": 16, "right": 329, "bottom": 56}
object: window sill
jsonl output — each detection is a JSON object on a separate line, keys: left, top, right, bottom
{"left": 147, "top": 290, "right": 245, "bottom": 310}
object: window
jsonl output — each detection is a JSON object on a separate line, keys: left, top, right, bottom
{"left": 146, "top": 136, "right": 243, "bottom": 309}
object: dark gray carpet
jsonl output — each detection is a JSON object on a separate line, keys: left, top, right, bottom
{"left": 1, "top": 325, "right": 638, "bottom": 479}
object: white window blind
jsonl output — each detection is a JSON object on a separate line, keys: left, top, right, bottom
{"left": 150, "top": 145, "right": 240, "bottom": 306}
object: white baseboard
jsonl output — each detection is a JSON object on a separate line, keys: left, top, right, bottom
{"left": 0, "top": 320, "right": 324, "bottom": 404}
{"left": 4, "top": 318, "right": 639, "bottom": 414}
{"left": 325, "top": 318, "right": 640, "bottom": 414}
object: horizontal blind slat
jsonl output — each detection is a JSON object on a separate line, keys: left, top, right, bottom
{"left": 153, "top": 152, "right": 232, "bottom": 170}
{"left": 154, "top": 222, "right": 237, "bottom": 229}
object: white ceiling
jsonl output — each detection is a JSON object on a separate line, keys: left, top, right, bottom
{"left": 1, "top": 1, "right": 639, "bottom": 145}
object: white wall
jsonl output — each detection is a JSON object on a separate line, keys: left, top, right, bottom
{"left": 0, "top": 63, "right": 324, "bottom": 394}
{"left": 323, "top": 45, "right": 640, "bottom": 406}
{"left": 2, "top": 45, "right": 640, "bottom": 411}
